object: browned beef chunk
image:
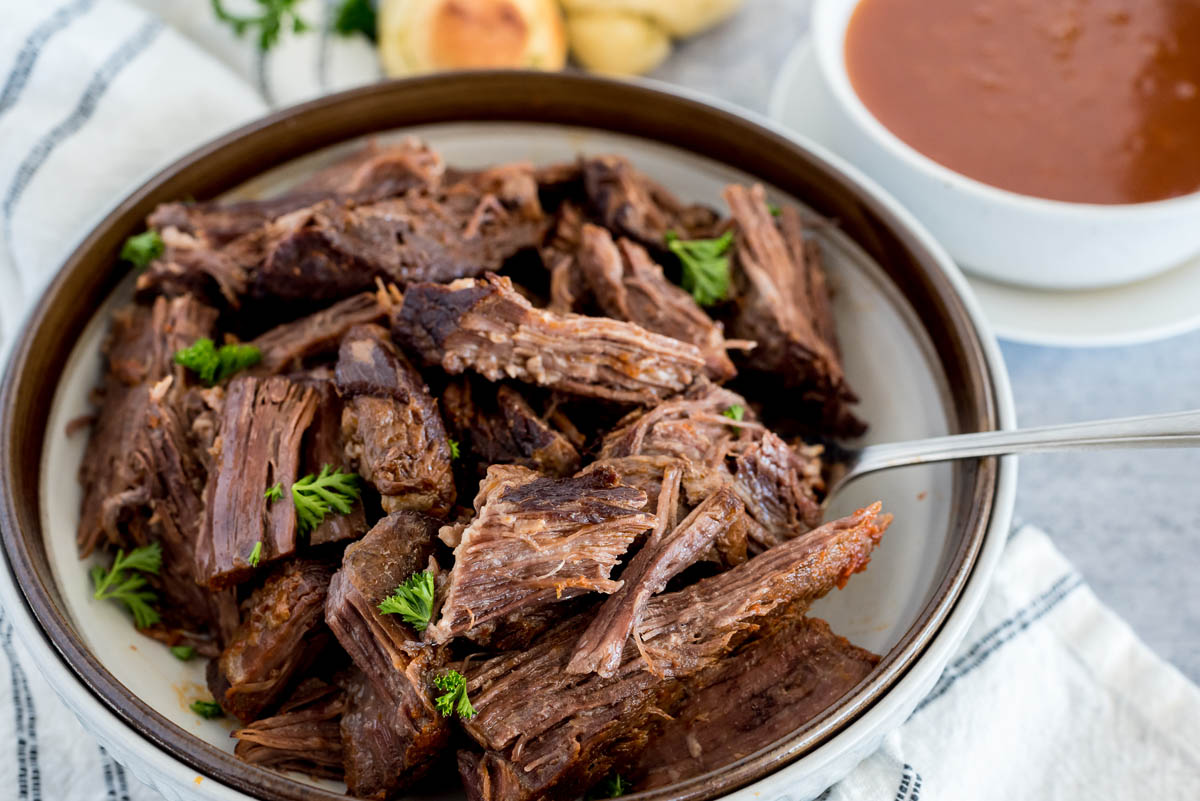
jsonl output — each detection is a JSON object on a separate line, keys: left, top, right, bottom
{"left": 427, "top": 465, "right": 653, "bottom": 644}
{"left": 139, "top": 165, "right": 547, "bottom": 307}
{"left": 732, "top": 431, "right": 824, "bottom": 551}
{"left": 147, "top": 139, "right": 444, "bottom": 248}
{"left": 342, "top": 669, "right": 446, "bottom": 799}
{"left": 634, "top": 616, "right": 879, "bottom": 788}
{"left": 232, "top": 678, "right": 345, "bottom": 780}
{"left": 196, "top": 376, "right": 319, "bottom": 588}
{"left": 302, "top": 380, "right": 368, "bottom": 546}
{"left": 325, "top": 513, "right": 450, "bottom": 794}
{"left": 577, "top": 223, "right": 737, "bottom": 381}
{"left": 336, "top": 324, "right": 455, "bottom": 516}
{"left": 598, "top": 380, "right": 824, "bottom": 546}
{"left": 77, "top": 295, "right": 218, "bottom": 555}
{"left": 250, "top": 291, "right": 386, "bottom": 375}
{"left": 540, "top": 202, "right": 588, "bottom": 314}
{"left": 567, "top": 487, "right": 746, "bottom": 678}
{"left": 442, "top": 379, "right": 580, "bottom": 480}
{"left": 582, "top": 156, "right": 721, "bottom": 250}
{"left": 392, "top": 274, "right": 707, "bottom": 405}
{"left": 456, "top": 505, "right": 890, "bottom": 801}
{"left": 724, "top": 184, "right": 864, "bottom": 435}
{"left": 144, "top": 384, "right": 237, "bottom": 653}
{"left": 211, "top": 559, "right": 334, "bottom": 724}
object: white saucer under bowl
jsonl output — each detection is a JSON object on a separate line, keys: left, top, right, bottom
{"left": 769, "top": 39, "right": 1200, "bottom": 348}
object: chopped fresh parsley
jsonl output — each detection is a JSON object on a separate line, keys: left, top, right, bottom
{"left": 586, "top": 774, "right": 632, "bottom": 799}
{"left": 722, "top": 404, "right": 745, "bottom": 421}
{"left": 170, "top": 645, "right": 196, "bottom": 661}
{"left": 768, "top": 202, "right": 782, "bottom": 216}
{"left": 173, "top": 338, "right": 261, "bottom": 386}
{"left": 190, "top": 699, "right": 224, "bottom": 719}
{"left": 334, "top": 0, "right": 376, "bottom": 40}
{"left": 292, "top": 464, "right": 361, "bottom": 535}
{"left": 90, "top": 543, "right": 163, "bottom": 629}
{"left": 120, "top": 230, "right": 164, "bottom": 269}
{"left": 448, "top": 438, "right": 461, "bottom": 461}
{"left": 264, "top": 483, "right": 283, "bottom": 504}
{"left": 665, "top": 230, "right": 734, "bottom": 307}
{"left": 378, "top": 571, "right": 435, "bottom": 631}
{"left": 211, "top": 0, "right": 309, "bottom": 52}
{"left": 247, "top": 541, "right": 263, "bottom": 568}
{"left": 433, "top": 670, "right": 476, "bottom": 720}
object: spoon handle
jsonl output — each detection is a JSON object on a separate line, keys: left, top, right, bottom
{"left": 849, "top": 409, "right": 1200, "bottom": 479}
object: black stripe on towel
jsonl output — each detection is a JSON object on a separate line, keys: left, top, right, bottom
{"left": 98, "top": 746, "right": 118, "bottom": 801}
{"left": 0, "top": 0, "right": 97, "bottom": 119}
{"left": 0, "top": 610, "right": 40, "bottom": 801}
{"left": 912, "top": 572, "right": 1084, "bottom": 716}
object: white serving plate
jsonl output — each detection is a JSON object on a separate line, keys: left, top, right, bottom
{"left": 2, "top": 117, "right": 1017, "bottom": 801}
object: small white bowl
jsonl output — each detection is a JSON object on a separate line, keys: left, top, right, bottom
{"left": 806, "top": 0, "right": 1200, "bottom": 290}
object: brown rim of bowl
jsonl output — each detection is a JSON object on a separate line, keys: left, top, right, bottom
{"left": 0, "top": 71, "right": 997, "bottom": 801}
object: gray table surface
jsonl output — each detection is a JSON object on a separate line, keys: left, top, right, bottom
{"left": 651, "top": 0, "right": 1199, "bottom": 683}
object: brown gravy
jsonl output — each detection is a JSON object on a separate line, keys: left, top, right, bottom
{"left": 845, "top": 0, "right": 1200, "bottom": 204}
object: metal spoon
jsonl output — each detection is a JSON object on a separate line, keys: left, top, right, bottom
{"left": 826, "top": 408, "right": 1200, "bottom": 502}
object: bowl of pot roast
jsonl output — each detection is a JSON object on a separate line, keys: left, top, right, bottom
{"left": 0, "top": 73, "right": 1016, "bottom": 801}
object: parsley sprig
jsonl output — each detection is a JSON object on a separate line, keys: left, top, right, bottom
{"left": 378, "top": 571, "right": 435, "bottom": 631}
{"left": 190, "top": 699, "right": 224, "bottom": 719}
{"left": 211, "top": 0, "right": 309, "bottom": 52}
{"left": 120, "top": 230, "right": 164, "bottom": 269}
{"left": 174, "top": 338, "right": 261, "bottom": 386}
{"left": 291, "top": 465, "right": 361, "bottom": 535}
{"left": 170, "top": 645, "right": 196, "bottom": 661}
{"left": 586, "top": 774, "right": 632, "bottom": 800}
{"left": 90, "top": 543, "right": 163, "bottom": 629}
{"left": 264, "top": 483, "right": 283, "bottom": 503}
{"left": 665, "top": 230, "right": 734, "bottom": 306}
{"left": 333, "top": 0, "right": 376, "bottom": 40}
{"left": 433, "top": 670, "right": 476, "bottom": 720}
{"left": 448, "top": 438, "right": 461, "bottom": 461}
{"left": 247, "top": 541, "right": 264, "bottom": 568}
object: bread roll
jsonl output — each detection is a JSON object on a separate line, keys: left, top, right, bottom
{"left": 379, "top": 0, "right": 567, "bottom": 76}
{"left": 561, "top": 0, "right": 743, "bottom": 38}
{"left": 566, "top": 10, "right": 671, "bottom": 76}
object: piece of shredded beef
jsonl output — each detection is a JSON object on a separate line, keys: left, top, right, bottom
{"left": 392, "top": 273, "right": 707, "bottom": 405}
{"left": 232, "top": 678, "right": 346, "bottom": 780}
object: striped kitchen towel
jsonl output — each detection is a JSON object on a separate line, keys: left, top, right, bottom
{"left": 2, "top": 2, "right": 1199, "bottom": 800}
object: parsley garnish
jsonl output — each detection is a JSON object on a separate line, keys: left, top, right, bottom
{"left": 291, "top": 465, "right": 361, "bottom": 535}
{"left": 264, "top": 483, "right": 283, "bottom": 503}
{"left": 247, "top": 541, "right": 263, "bottom": 568}
{"left": 173, "top": 338, "right": 262, "bottom": 386}
{"left": 378, "top": 571, "right": 435, "bottom": 631}
{"left": 665, "top": 230, "right": 733, "bottom": 306}
{"left": 211, "top": 0, "right": 309, "bottom": 52}
{"left": 190, "top": 699, "right": 224, "bottom": 719}
{"left": 586, "top": 774, "right": 632, "bottom": 800}
{"left": 170, "top": 645, "right": 196, "bottom": 661}
{"left": 433, "top": 670, "right": 476, "bottom": 720}
{"left": 722, "top": 404, "right": 744, "bottom": 421}
{"left": 91, "top": 543, "right": 163, "bottom": 629}
{"left": 448, "top": 438, "right": 461, "bottom": 461}
{"left": 768, "top": 202, "right": 782, "bottom": 216}
{"left": 334, "top": 0, "right": 376, "bottom": 40}
{"left": 120, "top": 230, "right": 164, "bottom": 269}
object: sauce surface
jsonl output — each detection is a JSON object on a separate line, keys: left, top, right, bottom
{"left": 845, "top": 0, "right": 1200, "bottom": 204}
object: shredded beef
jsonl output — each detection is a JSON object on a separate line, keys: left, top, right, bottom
{"left": 335, "top": 324, "right": 455, "bottom": 516}
{"left": 196, "top": 376, "right": 319, "bottom": 588}
{"left": 582, "top": 156, "right": 721, "bottom": 250}
{"left": 211, "top": 559, "right": 334, "bottom": 724}
{"left": 426, "top": 465, "right": 653, "bottom": 644}
{"left": 232, "top": 678, "right": 346, "bottom": 780}
{"left": 724, "top": 184, "right": 863, "bottom": 435}
{"left": 250, "top": 291, "right": 386, "bottom": 375}
{"left": 633, "top": 616, "right": 878, "bottom": 788}
{"left": 577, "top": 223, "right": 736, "bottom": 380}
{"left": 392, "top": 274, "right": 707, "bottom": 405}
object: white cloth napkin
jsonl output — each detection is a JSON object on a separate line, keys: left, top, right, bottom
{"left": 2, "top": 2, "right": 1199, "bottom": 800}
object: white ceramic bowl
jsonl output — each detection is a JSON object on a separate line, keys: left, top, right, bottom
{"left": 806, "top": 0, "right": 1200, "bottom": 290}
{"left": 0, "top": 75, "right": 1017, "bottom": 801}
